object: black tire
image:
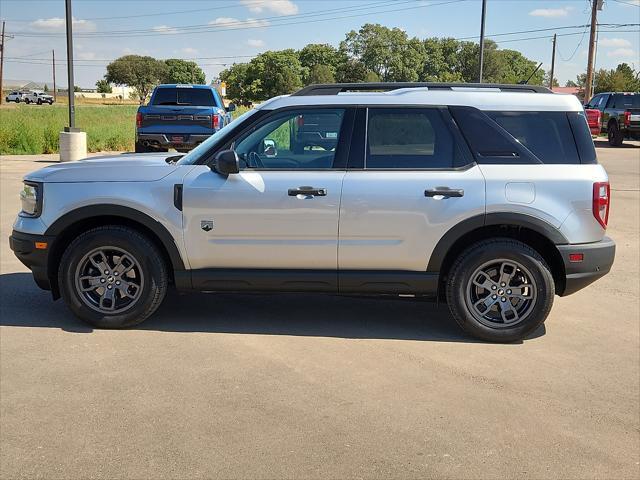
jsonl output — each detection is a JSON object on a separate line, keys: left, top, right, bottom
{"left": 445, "top": 238, "right": 554, "bottom": 343}
{"left": 58, "top": 226, "right": 168, "bottom": 328}
{"left": 608, "top": 121, "right": 624, "bottom": 147}
{"left": 134, "top": 141, "right": 149, "bottom": 153}
{"left": 24, "top": 98, "right": 30, "bottom": 104}
{"left": 37, "top": 99, "right": 42, "bottom": 105}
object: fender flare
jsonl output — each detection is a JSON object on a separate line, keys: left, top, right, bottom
{"left": 45, "top": 204, "right": 185, "bottom": 271}
{"left": 426, "top": 212, "right": 568, "bottom": 272}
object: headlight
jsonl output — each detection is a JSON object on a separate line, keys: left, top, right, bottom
{"left": 20, "top": 182, "right": 41, "bottom": 217}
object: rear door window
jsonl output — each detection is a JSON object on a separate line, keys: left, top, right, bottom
{"left": 152, "top": 88, "right": 218, "bottom": 106}
{"left": 365, "top": 108, "right": 462, "bottom": 169}
{"left": 613, "top": 94, "right": 640, "bottom": 109}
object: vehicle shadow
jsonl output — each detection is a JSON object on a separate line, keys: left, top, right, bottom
{"left": 594, "top": 138, "right": 640, "bottom": 149}
{"left": 0, "top": 272, "right": 544, "bottom": 344}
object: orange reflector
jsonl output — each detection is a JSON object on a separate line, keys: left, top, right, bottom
{"left": 35, "top": 242, "right": 48, "bottom": 250}
{"left": 569, "top": 253, "right": 584, "bottom": 263}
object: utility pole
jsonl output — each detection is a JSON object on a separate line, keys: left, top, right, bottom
{"left": 584, "top": 0, "right": 601, "bottom": 102}
{"left": 478, "top": 0, "right": 487, "bottom": 83}
{"left": 65, "top": 0, "right": 76, "bottom": 128}
{"left": 52, "top": 50, "right": 57, "bottom": 102}
{"left": 549, "top": 34, "right": 557, "bottom": 90}
{"left": 0, "top": 21, "right": 6, "bottom": 105}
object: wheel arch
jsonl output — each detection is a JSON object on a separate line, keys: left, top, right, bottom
{"left": 45, "top": 205, "right": 185, "bottom": 297}
{"left": 428, "top": 213, "right": 567, "bottom": 298}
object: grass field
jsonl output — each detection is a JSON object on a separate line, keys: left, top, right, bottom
{"left": 0, "top": 104, "right": 251, "bottom": 155}
{"left": 0, "top": 104, "right": 139, "bottom": 154}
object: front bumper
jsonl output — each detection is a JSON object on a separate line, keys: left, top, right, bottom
{"left": 136, "top": 133, "right": 212, "bottom": 150}
{"left": 9, "top": 230, "right": 56, "bottom": 292}
{"left": 557, "top": 236, "right": 615, "bottom": 296}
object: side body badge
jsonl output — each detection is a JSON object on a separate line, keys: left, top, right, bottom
{"left": 201, "top": 220, "right": 214, "bottom": 232}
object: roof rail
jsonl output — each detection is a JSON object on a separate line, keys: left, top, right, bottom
{"left": 291, "top": 82, "right": 552, "bottom": 96}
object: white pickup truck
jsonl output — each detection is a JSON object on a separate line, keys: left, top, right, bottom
{"left": 23, "top": 91, "right": 54, "bottom": 105}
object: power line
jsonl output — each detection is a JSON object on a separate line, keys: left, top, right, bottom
{"left": 7, "top": 0, "right": 468, "bottom": 38}
{"left": 610, "top": 0, "right": 640, "bottom": 7}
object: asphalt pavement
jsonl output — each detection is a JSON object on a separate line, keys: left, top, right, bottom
{"left": 1, "top": 140, "right": 638, "bottom": 479}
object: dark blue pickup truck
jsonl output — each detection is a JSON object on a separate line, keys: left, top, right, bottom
{"left": 135, "top": 84, "right": 234, "bottom": 153}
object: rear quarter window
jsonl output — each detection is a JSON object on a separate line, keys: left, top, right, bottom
{"left": 451, "top": 107, "right": 591, "bottom": 165}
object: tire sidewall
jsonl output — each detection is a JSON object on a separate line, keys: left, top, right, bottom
{"left": 447, "top": 240, "right": 554, "bottom": 342}
{"left": 59, "top": 228, "right": 166, "bottom": 328}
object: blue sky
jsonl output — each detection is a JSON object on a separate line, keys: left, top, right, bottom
{"left": 2, "top": 0, "right": 639, "bottom": 88}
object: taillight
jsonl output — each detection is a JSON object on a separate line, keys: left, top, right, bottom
{"left": 212, "top": 114, "right": 219, "bottom": 130}
{"left": 593, "top": 181, "right": 610, "bottom": 229}
{"left": 136, "top": 112, "right": 143, "bottom": 128}
{"left": 624, "top": 111, "right": 631, "bottom": 127}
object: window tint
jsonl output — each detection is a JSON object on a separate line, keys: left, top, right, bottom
{"left": 366, "top": 108, "right": 457, "bottom": 169}
{"left": 487, "top": 111, "right": 580, "bottom": 164}
{"left": 449, "top": 106, "right": 540, "bottom": 164}
{"left": 152, "top": 88, "right": 218, "bottom": 106}
{"left": 234, "top": 109, "right": 345, "bottom": 170}
{"left": 613, "top": 93, "right": 640, "bottom": 109}
{"left": 568, "top": 112, "right": 597, "bottom": 164}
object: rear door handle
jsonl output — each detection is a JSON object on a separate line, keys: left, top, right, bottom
{"left": 288, "top": 186, "right": 327, "bottom": 197}
{"left": 425, "top": 187, "right": 464, "bottom": 198}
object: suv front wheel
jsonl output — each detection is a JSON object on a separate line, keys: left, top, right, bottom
{"left": 446, "top": 239, "right": 554, "bottom": 343}
{"left": 58, "top": 226, "right": 168, "bottom": 328}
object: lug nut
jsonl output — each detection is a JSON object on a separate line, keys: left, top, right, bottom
{"left": 491, "top": 285, "right": 497, "bottom": 290}
{"left": 115, "top": 281, "right": 121, "bottom": 286}
{"left": 500, "top": 282, "right": 506, "bottom": 287}
{"left": 114, "top": 272, "right": 119, "bottom": 276}
{"left": 492, "top": 294, "right": 497, "bottom": 299}
{"left": 100, "top": 278, "right": 106, "bottom": 283}
{"left": 501, "top": 297, "right": 506, "bottom": 302}
{"left": 507, "top": 289, "right": 512, "bottom": 294}
{"left": 107, "top": 285, "right": 113, "bottom": 290}
{"left": 104, "top": 270, "right": 109, "bottom": 275}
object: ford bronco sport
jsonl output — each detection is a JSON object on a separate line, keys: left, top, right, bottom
{"left": 10, "top": 82, "right": 616, "bottom": 342}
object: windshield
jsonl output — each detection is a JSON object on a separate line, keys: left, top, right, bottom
{"left": 177, "top": 108, "right": 259, "bottom": 165}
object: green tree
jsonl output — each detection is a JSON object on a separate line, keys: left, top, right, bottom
{"left": 306, "top": 64, "right": 335, "bottom": 84}
{"left": 341, "top": 24, "right": 425, "bottom": 81}
{"left": 95, "top": 79, "right": 113, "bottom": 93}
{"left": 219, "top": 62, "right": 254, "bottom": 104}
{"left": 245, "top": 49, "right": 304, "bottom": 100}
{"left": 73, "top": 85, "right": 82, "bottom": 92}
{"left": 335, "top": 59, "right": 378, "bottom": 83}
{"left": 43, "top": 84, "right": 49, "bottom": 92}
{"left": 105, "top": 55, "right": 167, "bottom": 104}
{"left": 298, "top": 43, "right": 343, "bottom": 82}
{"left": 163, "top": 59, "right": 206, "bottom": 84}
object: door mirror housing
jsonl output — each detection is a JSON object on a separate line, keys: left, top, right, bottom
{"left": 263, "top": 138, "right": 277, "bottom": 158}
{"left": 209, "top": 149, "right": 240, "bottom": 175}
{"left": 226, "top": 103, "right": 236, "bottom": 113}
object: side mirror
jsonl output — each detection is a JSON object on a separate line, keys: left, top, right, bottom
{"left": 209, "top": 149, "right": 239, "bottom": 175}
{"left": 263, "top": 138, "right": 277, "bottom": 158}
{"left": 226, "top": 103, "right": 236, "bottom": 113}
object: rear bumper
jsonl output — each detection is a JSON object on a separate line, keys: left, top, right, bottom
{"left": 9, "top": 230, "right": 55, "bottom": 292}
{"left": 557, "top": 236, "right": 615, "bottom": 296}
{"left": 136, "top": 132, "right": 212, "bottom": 149}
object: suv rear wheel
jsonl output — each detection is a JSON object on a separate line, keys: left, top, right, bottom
{"left": 58, "top": 226, "right": 168, "bottom": 328}
{"left": 446, "top": 239, "right": 554, "bottom": 342}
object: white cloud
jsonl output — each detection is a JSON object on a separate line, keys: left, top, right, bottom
{"left": 240, "top": 0, "right": 298, "bottom": 15}
{"left": 209, "top": 17, "right": 270, "bottom": 28}
{"left": 30, "top": 17, "right": 96, "bottom": 32}
{"left": 607, "top": 48, "right": 635, "bottom": 58}
{"left": 77, "top": 51, "right": 96, "bottom": 60}
{"left": 153, "top": 25, "right": 179, "bottom": 35}
{"left": 529, "top": 7, "right": 572, "bottom": 18}
{"left": 247, "top": 39, "right": 265, "bottom": 47}
{"left": 599, "top": 37, "right": 632, "bottom": 48}
{"left": 181, "top": 47, "right": 199, "bottom": 56}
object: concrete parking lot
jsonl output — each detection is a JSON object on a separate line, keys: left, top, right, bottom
{"left": 1, "top": 141, "right": 639, "bottom": 479}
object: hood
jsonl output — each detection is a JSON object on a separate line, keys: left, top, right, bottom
{"left": 25, "top": 153, "right": 179, "bottom": 183}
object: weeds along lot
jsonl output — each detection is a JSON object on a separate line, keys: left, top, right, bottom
{"left": 0, "top": 104, "right": 138, "bottom": 154}
{"left": 0, "top": 103, "right": 251, "bottom": 155}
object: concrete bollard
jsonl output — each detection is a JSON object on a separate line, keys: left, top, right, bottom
{"left": 59, "top": 130, "right": 87, "bottom": 162}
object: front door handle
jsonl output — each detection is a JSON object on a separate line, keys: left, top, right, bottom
{"left": 425, "top": 187, "right": 464, "bottom": 198}
{"left": 288, "top": 186, "right": 327, "bottom": 197}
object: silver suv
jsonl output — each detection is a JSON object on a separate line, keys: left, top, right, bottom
{"left": 9, "top": 83, "right": 616, "bottom": 342}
